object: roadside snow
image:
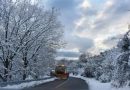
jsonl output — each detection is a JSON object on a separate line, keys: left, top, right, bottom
{"left": 25, "top": 75, "right": 34, "bottom": 80}
{"left": 0, "top": 78, "right": 56, "bottom": 89}
{"left": 70, "top": 74, "right": 130, "bottom": 90}
{"left": 25, "top": 75, "right": 50, "bottom": 80}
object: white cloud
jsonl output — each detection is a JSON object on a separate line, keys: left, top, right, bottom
{"left": 80, "top": 0, "right": 91, "bottom": 9}
{"left": 74, "top": 0, "right": 130, "bottom": 54}
{"left": 43, "top": 0, "right": 130, "bottom": 56}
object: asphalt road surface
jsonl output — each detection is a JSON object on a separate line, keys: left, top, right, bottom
{"left": 23, "top": 77, "right": 89, "bottom": 90}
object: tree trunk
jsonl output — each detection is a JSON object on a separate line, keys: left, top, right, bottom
{"left": 4, "top": 58, "right": 9, "bottom": 82}
{"left": 23, "top": 52, "right": 28, "bottom": 80}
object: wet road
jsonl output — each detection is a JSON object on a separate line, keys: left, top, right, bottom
{"left": 23, "top": 77, "right": 88, "bottom": 90}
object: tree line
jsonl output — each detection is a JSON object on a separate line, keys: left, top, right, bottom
{"left": 79, "top": 29, "right": 130, "bottom": 87}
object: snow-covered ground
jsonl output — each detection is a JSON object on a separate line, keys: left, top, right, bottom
{"left": 70, "top": 74, "right": 130, "bottom": 90}
{"left": 25, "top": 75, "right": 51, "bottom": 80}
{"left": 0, "top": 78, "right": 56, "bottom": 89}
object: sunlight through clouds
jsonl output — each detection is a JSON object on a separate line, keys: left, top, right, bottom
{"left": 43, "top": 0, "right": 130, "bottom": 58}
{"left": 80, "top": 0, "right": 91, "bottom": 9}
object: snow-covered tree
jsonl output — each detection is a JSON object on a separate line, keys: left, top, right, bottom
{"left": 0, "top": 0, "right": 63, "bottom": 81}
{"left": 83, "top": 54, "right": 104, "bottom": 79}
{"left": 79, "top": 52, "right": 92, "bottom": 63}
{"left": 112, "top": 30, "right": 130, "bottom": 87}
{"left": 99, "top": 48, "right": 120, "bottom": 83}
{"left": 79, "top": 53, "right": 87, "bottom": 63}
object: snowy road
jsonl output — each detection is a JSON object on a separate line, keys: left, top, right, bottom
{"left": 23, "top": 77, "right": 88, "bottom": 90}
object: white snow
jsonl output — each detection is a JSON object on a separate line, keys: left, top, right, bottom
{"left": 70, "top": 75, "right": 130, "bottom": 90}
{"left": 25, "top": 75, "right": 34, "bottom": 80}
{"left": 0, "top": 78, "right": 56, "bottom": 89}
{"left": 25, "top": 75, "right": 50, "bottom": 80}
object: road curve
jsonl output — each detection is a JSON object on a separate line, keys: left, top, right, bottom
{"left": 23, "top": 77, "right": 89, "bottom": 90}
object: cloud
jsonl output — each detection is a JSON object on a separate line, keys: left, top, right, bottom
{"left": 74, "top": 0, "right": 130, "bottom": 54}
{"left": 47, "top": 0, "right": 76, "bottom": 10}
{"left": 57, "top": 50, "right": 80, "bottom": 58}
{"left": 72, "top": 36, "right": 94, "bottom": 52}
{"left": 94, "top": 0, "right": 130, "bottom": 31}
{"left": 80, "top": 0, "right": 91, "bottom": 9}
{"left": 64, "top": 32, "right": 94, "bottom": 52}
{"left": 102, "top": 34, "right": 123, "bottom": 48}
{"left": 43, "top": 0, "right": 130, "bottom": 57}
{"left": 44, "top": 0, "right": 81, "bottom": 27}
{"left": 56, "top": 49, "right": 80, "bottom": 60}
{"left": 106, "top": 0, "right": 130, "bottom": 14}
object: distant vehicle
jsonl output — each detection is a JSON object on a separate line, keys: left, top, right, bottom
{"left": 50, "top": 65, "right": 69, "bottom": 79}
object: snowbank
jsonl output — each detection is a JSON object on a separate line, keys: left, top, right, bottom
{"left": 70, "top": 75, "right": 130, "bottom": 90}
{"left": 25, "top": 75, "right": 50, "bottom": 80}
{"left": 0, "top": 78, "right": 56, "bottom": 89}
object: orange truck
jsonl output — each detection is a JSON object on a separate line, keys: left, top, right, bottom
{"left": 50, "top": 65, "right": 69, "bottom": 79}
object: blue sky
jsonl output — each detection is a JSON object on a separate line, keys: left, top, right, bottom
{"left": 42, "top": 0, "right": 130, "bottom": 59}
